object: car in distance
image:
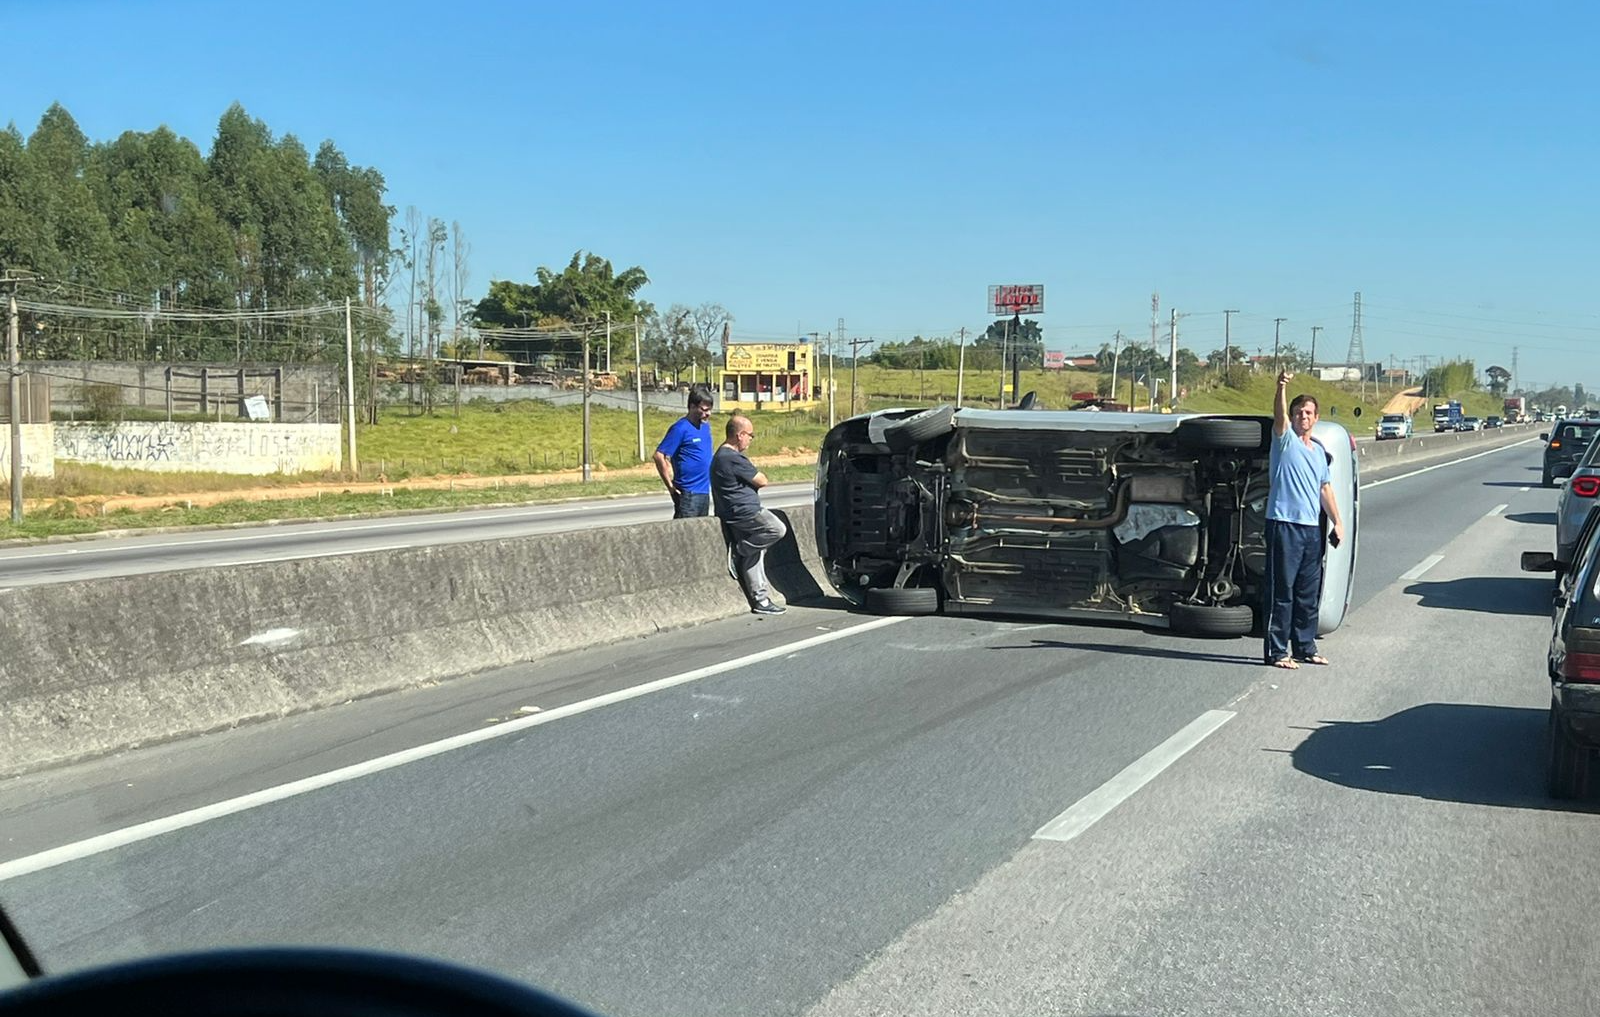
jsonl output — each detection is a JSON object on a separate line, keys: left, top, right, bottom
{"left": 1485, "top": 415, "right": 1503, "bottom": 428}
{"left": 1457, "top": 416, "right": 1484, "bottom": 432}
{"left": 1376, "top": 413, "right": 1412, "bottom": 440}
{"left": 815, "top": 405, "right": 1359, "bottom": 638}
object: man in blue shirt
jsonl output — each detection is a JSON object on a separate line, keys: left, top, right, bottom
{"left": 1265, "top": 371, "right": 1345, "bottom": 669}
{"left": 653, "top": 386, "right": 715, "bottom": 518}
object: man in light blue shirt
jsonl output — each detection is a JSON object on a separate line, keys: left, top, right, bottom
{"left": 1265, "top": 371, "right": 1345, "bottom": 669}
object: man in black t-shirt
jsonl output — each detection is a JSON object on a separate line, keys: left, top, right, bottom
{"left": 711, "top": 414, "right": 788, "bottom": 615}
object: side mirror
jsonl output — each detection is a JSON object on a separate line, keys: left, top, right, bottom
{"left": 1541, "top": 432, "right": 1550, "bottom": 441}
{"left": 1521, "top": 551, "right": 1559, "bottom": 573}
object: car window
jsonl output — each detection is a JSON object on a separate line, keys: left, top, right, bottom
{"left": 1557, "top": 424, "right": 1600, "bottom": 444}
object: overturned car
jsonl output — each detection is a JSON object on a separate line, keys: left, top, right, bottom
{"left": 815, "top": 405, "right": 1358, "bottom": 637}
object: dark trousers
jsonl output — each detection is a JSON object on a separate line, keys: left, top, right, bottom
{"left": 671, "top": 491, "right": 710, "bottom": 519}
{"left": 1263, "top": 520, "right": 1322, "bottom": 662}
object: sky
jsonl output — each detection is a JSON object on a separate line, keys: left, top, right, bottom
{"left": 6, "top": 0, "right": 1598, "bottom": 390}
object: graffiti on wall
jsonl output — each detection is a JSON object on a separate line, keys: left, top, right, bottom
{"left": 55, "top": 422, "right": 342, "bottom": 475}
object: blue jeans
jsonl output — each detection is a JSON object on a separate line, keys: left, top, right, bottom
{"left": 1263, "top": 520, "right": 1322, "bottom": 662}
{"left": 672, "top": 490, "right": 710, "bottom": 519}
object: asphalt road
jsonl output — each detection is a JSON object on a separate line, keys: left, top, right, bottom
{"left": 0, "top": 482, "right": 815, "bottom": 588}
{"left": 0, "top": 440, "right": 1589, "bottom": 1017}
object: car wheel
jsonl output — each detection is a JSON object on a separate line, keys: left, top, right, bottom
{"left": 1168, "top": 602, "right": 1255, "bottom": 637}
{"left": 1175, "top": 418, "right": 1264, "bottom": 450}
{"left": 1547, "top": 700, "right": 1593, "bottom": 800}
{"left": 864, "top": 586, "right": 940, "bottom": 616}
{"left": 882, "top": 405, "right": 955, "bottom": 452}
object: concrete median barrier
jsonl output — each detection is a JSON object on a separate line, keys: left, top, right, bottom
{"left": 1358, "top": 422, "right": 1538, "bottom": 475}
{"left": 0, "top": 508, "right": 830, "bottom": 778}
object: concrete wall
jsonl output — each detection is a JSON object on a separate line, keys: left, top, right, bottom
{"left": 54, "top": 421, "right": 343, "bottom": 475}
{"left": 382, "top": 382, "right": 701, "bottom": 415}
{"left": 0, "top": 511, "right": 828, "bottom": 777}
{"left": 1355, "top": 421, "right": 1539, "bottom": 474}
{"left": 0, "top": 423, "right": 57, "bottom": 480}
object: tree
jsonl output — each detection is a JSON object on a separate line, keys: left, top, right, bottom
{"left": 1576, "top": 382, "right": 1588, "bottom": 409}
{"left": 1485, "top": 365, "right": 1511, "bottom": 397}
{"left": 641, "top": 304, "right": 707, "bottom": 383}
{"left": 976, "top": 317, "right": 1044, "bottom": 367}
{"left": 689, "top": 302, "right": 733, "bottom": 362}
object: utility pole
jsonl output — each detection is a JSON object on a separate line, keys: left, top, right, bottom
{"left": 1168, "top": 309, "right": 1178, "bottom": 411}
{"left": 7, "top": 295, "right": 20, "bottom": 522}
{"left": 1273, "top": 318, "right": 1287, "bottom": 373}
{"left": 956, "top": 326, "right": 968, "bottom": 407}
{"left": 835, "top": 318, "right": 844, "bottom": 427}
{"left": 344, "top": 298, "right": 358, "bottom": 474}
{"left": 1310, "top": 325, "right": 1322, "bottom": 373}
{"left": 581, "top": 323, "right": 592, "bottom": 483}
{"left": 1222, "top": 309, "right": 1239, "bottom": 379}
{"left": 1511, "top": 345, "right": 1520, "bottom": 396}
{"left": 998, "top": 318, "right": 1009, "bottom": 405}
{"left": 634, "top": 314, "right": 645, "bottom": 461}
{"left": 1109, "top": 331, "right": 1123, "bottom": 405}
{"left": 849, "top": 335, "right": 874, "bottom": 416}
{"left": 604, "top": 310, "right": 612, "bottom": 375}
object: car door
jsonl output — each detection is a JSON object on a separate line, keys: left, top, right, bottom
{"left": 1312, "top": 420, "right": 1358, "bottom": 635}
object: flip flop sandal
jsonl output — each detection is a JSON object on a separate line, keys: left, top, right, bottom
{"left": 1297, "top": 654, "right": 1331, "bottom": 665}
{"left": 1270, "top": 658, "right": 1300, "bottom": 669}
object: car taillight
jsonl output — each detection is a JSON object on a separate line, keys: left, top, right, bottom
{"left": 1560, "top": 653, "right": 1600, "bottom": 682}
{"left": 1572, "top": 476, "right": 1600, "bottom": 498}
{"left": 1349, "top": 434, "right": 1357, "bottom": 451}
{"left": 1550, "top": 440, "right": 1563, "bottom": 448}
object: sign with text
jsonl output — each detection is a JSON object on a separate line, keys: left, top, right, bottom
{"left": 988, "top": 284, "right": 1045, "bottom": 316}
{"left": 1043, "top": 351, "right": 1066, "bottom": 370}
{"left": 724, "top": 343, "right": 812, "bottom": 373}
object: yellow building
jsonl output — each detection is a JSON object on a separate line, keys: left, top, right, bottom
{"left": 717, "top": 342, "right": 818, "bottom": 412}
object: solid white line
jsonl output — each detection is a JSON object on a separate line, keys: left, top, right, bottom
{"left": 0, "top": 615, "right": 907, "bottom": 883}
{"left": 1520, "top": 486, "right": 1531, "bottom": 492}
{"left": 1487, "top": 503, "right": 1508, "bottom": 516}
{"left": 1034, "top": 709, "right": 1235, "bottom": 843}
{"left": 1363, "top": 438, "right": 1539, "bottom": 489}
{"left": 1399, "top": 554, "right": 1445, "bottom": 582}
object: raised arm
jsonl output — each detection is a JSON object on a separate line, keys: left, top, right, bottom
{"left": 1274, "top": 370, "right": 1293, "bottom": 435}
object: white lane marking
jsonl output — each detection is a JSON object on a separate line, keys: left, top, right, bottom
{"left": 1487, "top": 503, "right": 1508, "bottom": 516}
{"left": 1034, "top": 709, "right": 1235, "bottom": 843}
{"left": 1520, "top": 486, "right": 1531, "bottom": 492}
{"left": 0, "top": 615, "right": 908, "bottom": 883}
{"left": 238, "top": 628, "right": 301, "bottom": 647}
{"left": 1399, "top": 554, "right": 1445, "bottom": 581}
{"left": 1363, "top": 438, "right": 1540, "bottom": 489}
{"left": 0, "top": 485, "right": 814, "bottom": 563}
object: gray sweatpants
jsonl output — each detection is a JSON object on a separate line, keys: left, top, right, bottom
{"left": 726, "top": 509, "right": 788, "bottom": 603}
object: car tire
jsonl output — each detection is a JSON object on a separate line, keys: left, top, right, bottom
{"left": 1542, "top": 471, "right": 1553, "bottom": 488}
{"left": 1176, "top": 418, "right": 1263, "bottom": 450}
{"left": 1547, "top": 700, "right": 1593, "bottom": 800}
{"left": 882, "top": 405, "right": 955, "bottom": 452}
{"left": 864, "top": 586, "right": 940, "bottom": 616}
{"left": 1168, "top": 602, "right": 1255, "bottom": 637}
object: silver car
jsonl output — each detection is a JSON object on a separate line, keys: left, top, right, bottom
{"left": 815, "top": 406, "right": 1359, "bottom": 637}
{"left": 1376, "top": 413, "right": 1412, "bottom": 440}
{"left": 1555, "top": 438, "right": 1600, "bottom": 568}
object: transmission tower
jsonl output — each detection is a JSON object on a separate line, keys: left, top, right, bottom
{"left": 1150, "top": 292, "right": 1159, "bottom": 353}
{"left": 1511, "top": 346, "right": 1519, "bottom": 393}
{"left": 1345, "top": 291, "right": 1365, "bottom": 367}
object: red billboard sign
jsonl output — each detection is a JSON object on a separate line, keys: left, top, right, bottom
{"left": 1044, "top": 351, "right": 1066, "bottom": 369}
{"left": 988, "top": 284, "right": 1044, "bottom": 316}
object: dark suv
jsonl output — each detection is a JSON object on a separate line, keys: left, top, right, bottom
{"left": 1523, "top": 506, "right": 1600, "bottom": 798}
{"left": 1541, "top": 420, "right": 1600, "bottom": 487}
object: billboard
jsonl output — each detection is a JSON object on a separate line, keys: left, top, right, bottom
{"left": 725, "top": 343, "right": 812, "bottom": 373}
{"left": 988, "top": 284, "right": 1045, "bottom": 316}
{"left": 1043, "top": 351, "right": 1066, "bottom": 370}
